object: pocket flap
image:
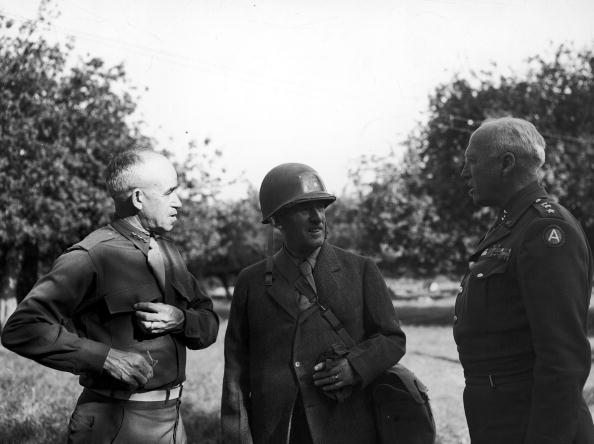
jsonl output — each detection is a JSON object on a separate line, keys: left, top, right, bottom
{"left": 104, "top": 283, "right": 162, "bottom": 314}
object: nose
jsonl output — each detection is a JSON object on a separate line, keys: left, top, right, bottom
{"left": 171, "top": 192, "right": 182, "bottom": 208}
{"left": 309, "top": 206, "right": 324, "bottom": 223}
{"left": 460, "top": 161, "right": 469, "bottom": 179}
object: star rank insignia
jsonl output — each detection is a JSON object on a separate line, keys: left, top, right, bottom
{"left": 543, "top": 225, "right": 565, "bottom": 247}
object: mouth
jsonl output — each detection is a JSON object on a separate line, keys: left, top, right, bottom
{"left": 308, "top": 226, "right": 324, "bottom": 236}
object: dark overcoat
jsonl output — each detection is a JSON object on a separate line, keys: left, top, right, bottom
{"left": 221, "top": 242, "right": 406, "bottom": 444}
{"left": 454, "top": 182, "right": 594, "bottom": 444}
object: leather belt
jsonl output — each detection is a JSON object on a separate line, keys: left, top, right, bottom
{"left": 465, "top": 371, "right": 532, "bottom": 388}
{"left": 91, "top": 384, "right": 183, "bottom": 402}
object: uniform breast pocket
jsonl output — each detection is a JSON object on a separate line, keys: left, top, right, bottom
{"left": 104, "top": 283, "right": 162, "bottom": 314}
{"left": 470, "top": 258, "right": 512, "bottom": 331}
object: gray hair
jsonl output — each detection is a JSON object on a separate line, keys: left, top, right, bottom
{"left": 105, "top": 148, "right": 152, "bottom": 200}
{"left": 478, "top": 117, "right": 546, "bottom": 173}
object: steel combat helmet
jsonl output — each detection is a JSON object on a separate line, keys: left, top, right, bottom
{"left": 259, "top": 163, "right": 336, "bottom": 223}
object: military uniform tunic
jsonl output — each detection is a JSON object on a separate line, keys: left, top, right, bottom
{"left": 454, "top": 182, "right": 594, "bottom": 444}
{"left": 1, "top": 218, "right": 219, "bottom": 391}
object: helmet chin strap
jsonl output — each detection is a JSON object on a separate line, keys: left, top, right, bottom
{"left": 264, "top": 223, "right": 274, "bottom": 286}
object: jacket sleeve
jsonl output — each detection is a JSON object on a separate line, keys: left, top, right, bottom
{"left": 346, "top": 258, "right": 407, "bottom": 386}
{"left": 221, "top": 272, "right": 254, "bottom": 444}
{"left": 0, "top": 250, "right": 109, "bottom": 375}
{"left": 518, "top": 218, "right": 592, "bottom": 444}
{"left": 176, "top": 274, "right": 219, "bottom": 350}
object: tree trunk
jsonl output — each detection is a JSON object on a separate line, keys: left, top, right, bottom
{"left": 217, "top": 273, "right": 233, "bottom": 300}
{"left": 0, "top": 246, "right": 22, "bottom": 332}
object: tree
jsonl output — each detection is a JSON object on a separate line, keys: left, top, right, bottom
{"left": 348, "top": 44, "right": 594, "bottom": 277}
{"left": 0, "top": 2, "right": 152, "bottom": 326}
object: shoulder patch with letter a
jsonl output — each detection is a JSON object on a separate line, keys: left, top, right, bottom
{"left": 543, "top": 225, "right": 565, "bottom": 247}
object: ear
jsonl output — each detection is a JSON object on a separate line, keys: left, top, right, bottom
{"left": 500, "top": 152, "right": 516, "bottom": 176}
{"left": 270, "top": 216, "right": 283, "bottom": 231}
{"left": 131, "top": 188, "right": 144, "bottom": 211}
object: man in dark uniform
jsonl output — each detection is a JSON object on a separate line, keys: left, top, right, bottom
{"left": 221, "top": 163, "right": 406, "bottom": 444}
{"left": 1, "top": 149, "right": 219, "bottom": 443}
{"left": 455, "top": 117, "right": 594, "bottom": 444}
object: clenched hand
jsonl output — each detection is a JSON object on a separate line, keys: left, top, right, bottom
{"left": 103, "top": 349, "right": 155, "bottom": 390}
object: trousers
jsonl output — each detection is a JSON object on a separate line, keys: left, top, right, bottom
{"left": 67, "top": 389, "right": 187, "bottom": 444}
{"left": 464, "top": 380, "right": 594, "bottom": 444}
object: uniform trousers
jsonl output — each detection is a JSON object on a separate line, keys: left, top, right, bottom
{"left": 464, "top": 379, "right": 594, "bottom": 444}
{"left": 67, "top": 389, "right": 187, "bottom": 444}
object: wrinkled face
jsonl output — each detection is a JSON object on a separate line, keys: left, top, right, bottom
{"left": 135, "top": 156, "right": 182, "bottom": 233}
{"left": 460, "top": 130, "right": 503, "bottom": 207}
{"left": 276, "top": 201, "right": 327, "bottom": 257}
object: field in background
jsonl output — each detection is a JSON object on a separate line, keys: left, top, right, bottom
{"left": 2, "top": 287, "right": 594, "bottom": 444}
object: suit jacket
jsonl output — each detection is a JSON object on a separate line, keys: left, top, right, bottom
{"left": 454, "top": 182, "right": 594, "bottom": 444}
{"left": 221, "top": 242, "right": 406, "bottom": 444}
{"left": 1, "top": 219, "right": 219, "bottom": 391}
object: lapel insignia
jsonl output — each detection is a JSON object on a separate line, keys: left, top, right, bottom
{"left": 543, "top": 225, "right": 565, "bottom": 247}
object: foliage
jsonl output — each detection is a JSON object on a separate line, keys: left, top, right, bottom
{"left": 349, "top": 44, "right": 594, "bottom": 276}
{"left": 0, "top": 2, "right": 151, "bottom": 303}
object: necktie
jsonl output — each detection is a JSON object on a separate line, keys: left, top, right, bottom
{"left": 296, "top": 260, "right": 317, "bottom": 311}
{"left": 148, "top": 237, "right": 166, "bottom": 292}
{"left": 299, "top": 260, "right": 317, "bottom": 294}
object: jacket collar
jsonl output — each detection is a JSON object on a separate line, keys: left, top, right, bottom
{"left": 471, "top": 181, "right": 548, "bottom": 259}
{"left": 110, "top": 218, "right": 152, "bottom": 256}
{"left": 267, "top": 242, "right": 340, "bottom": 320}
{"left": 499, "top": 181, "right": 548, "bottom": 229}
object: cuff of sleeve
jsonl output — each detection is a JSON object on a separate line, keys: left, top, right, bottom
{"left": 79, "top": 339, "right": 110, "bottom": 374}
{"left": 347, "top": 349, "right": 375, "bottom": 387}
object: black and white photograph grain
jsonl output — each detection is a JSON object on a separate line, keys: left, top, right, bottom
{"left": 1, "top": 1, "right": 594, "bottom": 443}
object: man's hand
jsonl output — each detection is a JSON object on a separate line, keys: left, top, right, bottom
{"left": 312, "top": 357, "right": 360, "bottom": 391}
{"left": 103, "top": 349, "right": 155, "bottom": 390}
{"left": 134, "top": 302, "right": 185, "bottom": 334}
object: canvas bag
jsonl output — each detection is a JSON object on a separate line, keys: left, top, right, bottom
{"left": 318, "top": 306, "right": 436, "bottom": 444}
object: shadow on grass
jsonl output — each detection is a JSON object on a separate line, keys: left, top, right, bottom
{"left": 181, "top": 406, "right": 221, "bottom": 444}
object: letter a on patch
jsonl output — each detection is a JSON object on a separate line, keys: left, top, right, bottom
{"left": 543, "top": 225, "right": 565, "bottom": 247}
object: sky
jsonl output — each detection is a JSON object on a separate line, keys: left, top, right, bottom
{"left": 1, "top": 0, "right": 593, "bottom": 198}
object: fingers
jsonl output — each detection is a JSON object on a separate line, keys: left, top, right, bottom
{"left": 313, "top": 369, "right": 341, "bottom": 387}
{"left": 133, "top": 302, "right": 161, "bottom": 313}
{"left": 103, "top": 349, "right": 154, "bottom": 390}
{"left": 135, "top": 310, "right": 162, "bottom": 322}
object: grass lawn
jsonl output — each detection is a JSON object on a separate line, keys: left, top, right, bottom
{"left": 2, "top": 301, "right": 594, "bottom": 443}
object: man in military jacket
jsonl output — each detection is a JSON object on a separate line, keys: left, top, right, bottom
{"left": 221, "top": 163, "right": 406, "bottom": 444}
{"left": 1, "top": 149, "right": 219, "bottom": 443}
{"left": 455, "top": 117, "right": 594, "bottom": 444}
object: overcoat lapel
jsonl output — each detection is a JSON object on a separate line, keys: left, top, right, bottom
{"left": 311, "top": 243, "right": 340, "bottom": 313}
{"left": 267, "top": 250, "right": 300, "bottom": 319}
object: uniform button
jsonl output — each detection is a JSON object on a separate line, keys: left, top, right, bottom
{"left": 476, "top": 273, "right": 484, "bottom": 278}
{"left": 294, "top": 361, "right": 301, "bottom": 368}
{"left": 453, "top": 315, "right": 458, "bottom": 322}
{"left": 458, "top": 286, "right": 463, "bottom": 294}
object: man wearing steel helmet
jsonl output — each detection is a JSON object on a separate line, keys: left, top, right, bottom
{"left": 221, "top": 163, "right": 406, "bottom": 444}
